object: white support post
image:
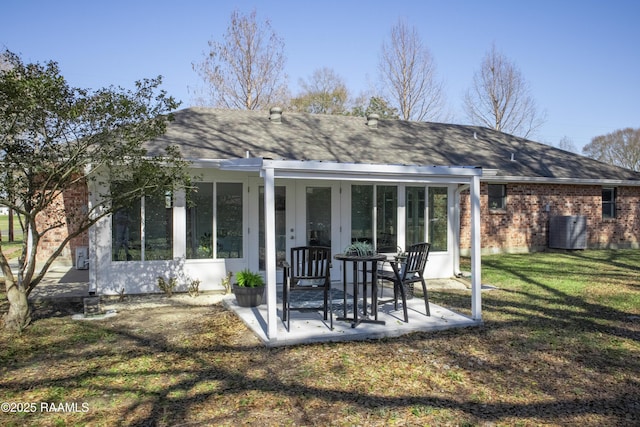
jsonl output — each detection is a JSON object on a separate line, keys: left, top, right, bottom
{"left": 263, "top": 167, "right": 278, "bottom": 340}
{"left": 470, "top": 175, "right": 482, "bottom": 320}
{"left": 172, "top": 190, "right": 186, "bottom": 260}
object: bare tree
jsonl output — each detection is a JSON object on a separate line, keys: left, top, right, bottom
{"left": 192, "top": 9, "right": 289, "bottom": 110}
{"left": 583, "top": 127, "right": 640, "bottom": 172}
{"left": 378, "top": 19, "right": 446, "bottom": 121}
{"left": 291, "top": 67, "right": 349, "bottom": 114}
{"left": 463, "top": 44, "right": 545, "bottom": 138}
{"left": 556, "top": 136, "right": 578, "bottom": 153}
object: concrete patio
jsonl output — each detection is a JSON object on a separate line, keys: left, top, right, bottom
{"left": 223, "top": 279, "right": 483, "bottom": 347}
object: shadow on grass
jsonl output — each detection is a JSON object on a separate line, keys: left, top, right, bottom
{"left": 1, "top": 301, "right": 638, "bottom": 426}
{"left": 3, "top": 311, "right": 638, "bottom": 426}
{"left": 478, "top": 251, "right": 639, "bottom": 340}
{"left": 2, "top": 249, "right": 639, "bottom": 426}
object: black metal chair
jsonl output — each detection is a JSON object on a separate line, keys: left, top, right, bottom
{"left": 282, "top": 246, "right": 333, "bottom": 330}
{"left": 377, "top": 242, "right": 431, "bottom": 322}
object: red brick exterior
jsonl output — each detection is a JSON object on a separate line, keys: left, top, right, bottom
{"left": 35, "top": 178, "right": 90, "bottom": 265}
{"left": 460, "top": 183, "right": 640, "bottom": 253}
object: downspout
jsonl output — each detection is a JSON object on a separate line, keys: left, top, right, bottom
{"left": 453, "top": 184, "right": 469, "bottom": 277}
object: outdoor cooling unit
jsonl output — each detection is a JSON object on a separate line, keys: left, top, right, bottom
{"left": 549, "top": 215, "right": 587, "bottom": 250}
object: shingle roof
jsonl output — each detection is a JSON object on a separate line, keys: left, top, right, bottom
{"left": 148, "top": 107, "right": 640, "bottom": 182}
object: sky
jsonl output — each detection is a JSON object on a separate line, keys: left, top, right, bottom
{"left": 3, "top": 0, "right": 639, "bottom": 152}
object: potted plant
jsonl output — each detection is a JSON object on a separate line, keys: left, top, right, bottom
{"left": 232, "top": 269, "right": 265, "bottom": 307}
{"left": 395, "top": 246, "right": 408, "bottom": 262}
{"left": 343, "top": 241, "right": 374, "bottom": 257}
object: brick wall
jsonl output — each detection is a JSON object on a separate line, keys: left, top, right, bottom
{"left": 460, "top": 183, "right": 640, "bottom": 253}
{"left": 35, "top": 178, "right": 90, "bottom": 265}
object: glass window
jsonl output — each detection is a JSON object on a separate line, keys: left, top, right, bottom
{"left": 351, "top": 185, "right": 374, "bottom": 244}
{"left": 216, "top": 183, "right": 243, "bottom": 258}
{"left": 144, "top": 192, "right": 173, "bottom": 260}
{"left": 406, "top": 187, "right": 425, "bottom": 246}
{"left": 429, "top": 187, "right": 448, "bottom": 252}
{"left": 111, "top": 181, "right": 172, "bottom": 261}
{"left": 602, "top": 187, "right": 616, "bottom": 218}
{"left": 488, "top": 184, "right": 507, "bottom": 210}
{"left": 112, "top": 201, "right": 141, "bottom": 261}
{"left": 306, "top": 187, "right": 332, "bottom": 247}
{"left": 377, "top": 186, "right": 397, "bottom": 252}
{"left": 187, "top": 183, "right": 213, "bottom": 259}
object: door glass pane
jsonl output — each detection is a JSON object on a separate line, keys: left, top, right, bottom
{"left": 376, "top": 186, "right": 397, "bottom": 252}
{"left": 429, "top": 187, "right": 448, "bottom": 252}
{"left": 306, "top": 187, "right": 331, "bottom": 247}
{"left": 406, "top": 186, "right": 425, "bottom": 246}
{"left": 216, "top": 183, "right": 243, "bottom": 258}
{"left": 351, "top": 185, "right": 373, "bottom": 244}
{"left": 145, "top": 192, "right": 173, "bottom": 260}
{"left": 186, "top": 182, "right": 213, "bottom": 259}
{"left": 259, "top": 186, "right": 287, "bottom": 270}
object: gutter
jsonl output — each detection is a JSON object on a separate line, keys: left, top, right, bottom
{"left": 481, "top": 174, "right": 640, "bottom": 187}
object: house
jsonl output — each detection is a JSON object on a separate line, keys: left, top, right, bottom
{"left": 35, "top": 107, "right": 640, "bottom": 338}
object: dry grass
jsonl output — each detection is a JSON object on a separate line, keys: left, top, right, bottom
{"left": 1, "top": 249, "right": 639, "bottom": 426}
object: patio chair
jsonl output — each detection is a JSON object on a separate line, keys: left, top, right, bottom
{"left": 282, "top": 246, "right": 333, "bottom": 331}
{"left": 377, "top": 242, "right": 431, "bottom": 322}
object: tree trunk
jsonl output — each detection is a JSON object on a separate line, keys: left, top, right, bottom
{"left": 3, "top": 282, "right": 32, "bottom": 332}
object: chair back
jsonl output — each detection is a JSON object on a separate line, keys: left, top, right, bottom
{"left": 400, "top": 242, "right": 431, "bottom": 280}
{"left": 289, "top": 246, "right": 331, "bottom": 287}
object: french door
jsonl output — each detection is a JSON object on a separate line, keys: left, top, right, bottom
{"left": 255, "top": 180, "right": 341, "bottom": 281}
{"left": 296, "top": 181, "right": 342, "bottom": 281}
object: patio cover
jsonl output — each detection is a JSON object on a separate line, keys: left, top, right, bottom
{"left": 220, "top": 158, "right": 483, "bottom": 343}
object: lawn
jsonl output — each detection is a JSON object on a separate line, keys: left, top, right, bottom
{"left": 0, "top": 213, "right": 23, "bottom": 259}
{"left": 0, "top": 213, "right": 23, "bottom": 241}
{"left": 1, "top": 249, "right": 639, "bottom": 426}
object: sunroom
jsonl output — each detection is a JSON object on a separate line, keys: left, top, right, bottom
{"left": 89, "top": 157, "right": 483, "bottom": 343}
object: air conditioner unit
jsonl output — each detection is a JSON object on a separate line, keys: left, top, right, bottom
{"left": 549, "top": 216, "right": 587, "bottom": 249}
{"left": 75, "top": 246, "right": 89, "bottom": 270}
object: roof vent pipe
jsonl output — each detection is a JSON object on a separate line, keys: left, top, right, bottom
{"left": 269, "top": 107, "right": 282, "bottom": 123}
{"left": 366, "top": 113, "right": 379, "bottom": 128}
{"left": 510, "top": 152, "right": 515, "bottom": 161}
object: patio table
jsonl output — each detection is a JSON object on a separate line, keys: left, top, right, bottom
{"left": 334, "top": 253, "right": 387, "bottom": 328}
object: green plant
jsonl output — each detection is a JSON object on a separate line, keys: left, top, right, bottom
{"left": 157, "top": 276, "right": 177, "bottom": 296}
{"left": 235, "top": 269, "right": 264, "bottom": 288}
{"left": 344, "top": 241, "right": 374, "bottom": 257}
{"left": 396, "top": 246, "right": 408, "bottom": 259}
